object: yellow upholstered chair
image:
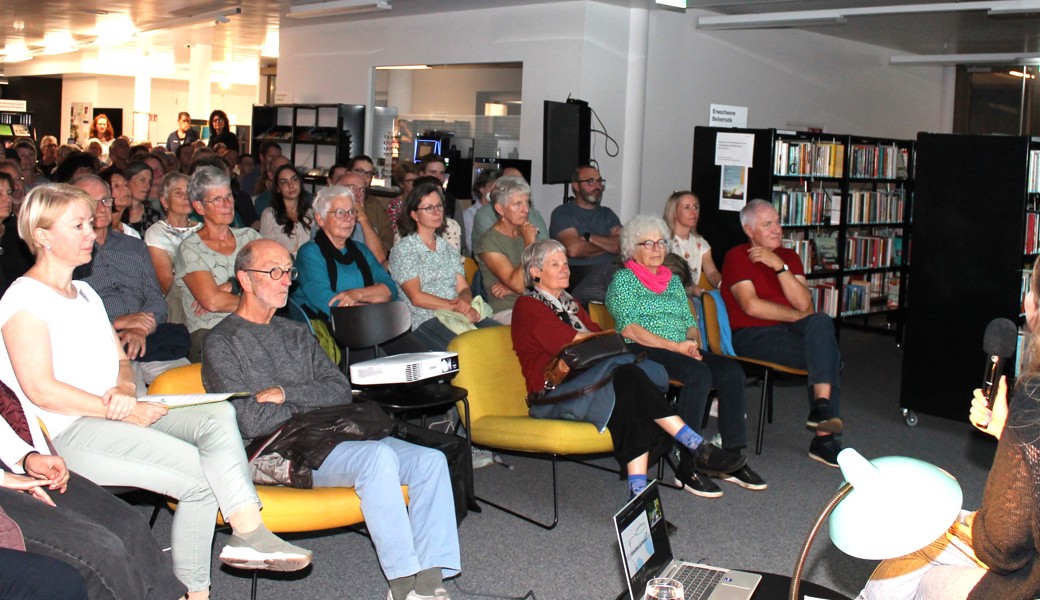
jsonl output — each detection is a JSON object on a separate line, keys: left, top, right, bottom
{"left": 447, "top": 325, "right": 614, "bottom": 529}
{"left": 586, "top": 302, "right": 616, "bottom": 330}
{"left": 701, "top": 292, "right": 808, "bottom": 455}
{"left": 463, "top": 256, "right": 479, "bottom": 286}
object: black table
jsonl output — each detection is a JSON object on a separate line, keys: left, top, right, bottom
{"left": 358, "top": 382, "right": 479, "bottom": 512}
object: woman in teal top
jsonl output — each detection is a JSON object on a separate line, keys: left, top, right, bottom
{"left": 605, "top": 215, "right": 764, "bottom": 499}
{"left": 294, "top": 185, "right": 397, "bottom": 319}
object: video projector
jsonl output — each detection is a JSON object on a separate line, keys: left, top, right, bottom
{"left": 349, "top": 352, "right": 459, "bottom": 386}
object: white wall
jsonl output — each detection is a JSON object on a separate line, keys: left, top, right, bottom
{"left": 281, "top": 1, "right": 952, "bottom": 220}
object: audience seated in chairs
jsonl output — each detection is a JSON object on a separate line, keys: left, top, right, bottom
{"left": 203, "top": 239, "right": 461, "bottom": 600}
{"left": 173, "top": 166, "right": 261, "bottom": 362}
{"left": 0, "top": 183, "right": 311, "bottom": 599}
{"left": 511, "top": 239, "right": 746, "bottom": 500}
{"left": 605, "top": 215, "right": 764, "bottom": 499}
{"left": 721, "top": 199, "right": 844, "bottom": 467}
{"left": 390, "top": 181, "right": 498, "bottom": 352}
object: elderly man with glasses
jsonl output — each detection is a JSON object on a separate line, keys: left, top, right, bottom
{"left": 332, "top": 167, "right": 391, "bottom": 264}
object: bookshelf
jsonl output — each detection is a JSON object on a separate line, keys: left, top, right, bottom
{"left": 0, "top": 111, "right": 36, "bottom": 145}
{"left": 900, "top": 133, "right": 1038, "bottom": 422}
{"left": 691, "top": 126, "right": 913, "bottom": 333}
{"left": 250, "top": 104, "right": 365, "bottom": 188}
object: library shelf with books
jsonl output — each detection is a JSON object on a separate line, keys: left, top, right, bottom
{"left": 900, "top": 133, "right": 1039, "bottom": 422}
{"left": 250, "top": 104, "right": 365, "bottom": 189}
{"left": 691, "top": 126, "right": 913, "bottom": 331}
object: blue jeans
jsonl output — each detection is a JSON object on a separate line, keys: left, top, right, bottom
{"left": 731, "top": 312, "right": 841, "bottom": 414}
{"left": 627, "top": 345, "right": 749, "bottom": 451}
{"left": 0, "top": 475, "right": 186, "bottom": 599}
{"left": 53, "top": 402, "right": 259, "bottom": 593}
{"left": 312, "top": 436, "right": 461, "bottom": 580}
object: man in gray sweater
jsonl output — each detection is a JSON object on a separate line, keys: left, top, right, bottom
{"left": 202, "top": 239, "right": 461, "bottom": 600}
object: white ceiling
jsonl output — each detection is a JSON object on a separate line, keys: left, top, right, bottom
{"left": 3, "top": 0, "right": 1040, "bottom": 73}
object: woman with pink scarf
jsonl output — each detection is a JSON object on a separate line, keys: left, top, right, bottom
{"left": 605, "top": 215, "right": 765, "bottom": 500}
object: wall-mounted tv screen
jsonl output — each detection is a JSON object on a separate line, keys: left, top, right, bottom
{"left": 413, "top": 138, "right": 441, "bottom": 163}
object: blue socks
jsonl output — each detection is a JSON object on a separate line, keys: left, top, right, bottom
{"left": 628, "top": 474, "right": 648, "bottom": 498}
{"left": 675, "top": 424, "right": 704, "bottom": 450}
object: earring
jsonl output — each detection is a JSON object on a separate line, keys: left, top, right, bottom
{"left": 44, "top": 244, "right": 52, "bottom": 251}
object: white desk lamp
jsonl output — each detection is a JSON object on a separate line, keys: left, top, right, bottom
{"left": 789, "top": 448, "right": 963, "bottom": 600}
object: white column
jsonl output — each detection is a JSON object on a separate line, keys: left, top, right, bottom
{"left": 620, "top": 7, "right": 649, "bottom": 222}
{"left": 133, "top": 74, "right": 151, "bottom": 142}
{"left": 188, "top": 43, "right": 213, "bottom": 121}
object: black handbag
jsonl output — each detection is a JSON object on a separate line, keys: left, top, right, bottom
{"left": 544, "top": 330, "right": 628, "bottom": 387}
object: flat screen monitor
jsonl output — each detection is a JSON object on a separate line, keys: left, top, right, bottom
{"left": 0, "top": 124, "right": 12, "bottom": 137}
{"left": 414, "top": 138, "right": 441, "bottom": 163}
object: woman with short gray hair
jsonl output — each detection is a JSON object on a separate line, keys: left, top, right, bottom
{"left": 475, "top": 176, "right": 539, "bottom": 321}
{"left": 607, "top": 215, "right": 761, "bottom": 498}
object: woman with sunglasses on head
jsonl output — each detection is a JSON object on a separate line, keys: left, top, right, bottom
{"left": 260, "top": 164, "right": 313, "bottom": 256}
{"left": 390, "top": 181, "right": 499, "bottom": 351}
{"left": 172, "top": 166, "right": 261, "bottom": 361}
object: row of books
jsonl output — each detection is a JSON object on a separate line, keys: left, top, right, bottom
{"left": 256, "top": 126, "right": 349, "bottom": 144}
{"left": 848, "top": 144, "right": 909, "bottom": 180}
{"left": 845, "top": 190, "right": 906, "bottom": 224}
{"left": 1029, "top": 150, "right": 1040, "bottom": 194}
{"left": 1026, "top": 212, "right": 1040, "bottom": 254}
{"left": 772, "top": 190, "right": 836, "bottom": 226}
{"left": 1022, "top": 269, "right": 1033, "bottom": 309}
{"left": 809, "top": 284, "right": 839, "bottom": 318}
{"left": 0, "top": 112, "right": 32, "bottom": 125}
{"left": 845, "top": 235, "right": 903, "bottom": 270}
{"left": 774, "top": 139, "right": 845, "bottom": 178}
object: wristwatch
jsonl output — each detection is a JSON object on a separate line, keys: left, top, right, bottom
{"left": 774, "top": 263, "right": 790, "bottom": 274}
{"left": 582, "top": 231, "right": 591, "bottom": 242}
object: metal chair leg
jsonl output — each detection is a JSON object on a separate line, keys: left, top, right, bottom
{"left": 756, "top": 369, "right": 772, "bottom": 455}
{"left": 475, "top": 455, "right": 560, "bottom": 530}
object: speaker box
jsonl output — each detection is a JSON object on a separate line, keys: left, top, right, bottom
{"left": 542, "top": 100, "right": 591, "bottom": 184}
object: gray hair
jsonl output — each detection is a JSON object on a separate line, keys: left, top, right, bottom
{"left": 619, "top": 215, "right": 670, "bottom": 261}
{"left": 740, "top": 199, "right": 773, "bottom": 229}
{"left": 520, "top": 239, "right": 566, "bottom": 288}
{"left": 187, "top": 166, "right": 230, "bottom": 204}
{"left": 69, "top": 173, "right": 109, "bottom": 195}
{"left": 489, "top": 175, "right": 530, "bottom": 210}
{"left": 160, "top": 171, "right": 189, "bottom": 202}
{"left": 313, "top": 185, "right": 356, "bottom": 216}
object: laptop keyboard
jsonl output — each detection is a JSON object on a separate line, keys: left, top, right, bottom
{"left": 671, "top": 564, "right": 725, "bottom": 600}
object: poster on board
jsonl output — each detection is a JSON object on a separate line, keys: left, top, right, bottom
{"left": 69, "top": 102, "right": 92, "bottom": 146}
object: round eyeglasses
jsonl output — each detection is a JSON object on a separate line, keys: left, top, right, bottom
{"left": 245, "top": 266, "right": 298, "bottom": 281}
{"left": 637, "top": 239, "right": 669, "bottom": 250}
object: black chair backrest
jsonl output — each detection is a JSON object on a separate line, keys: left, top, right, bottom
{"left": 330, "top": 301, "right": 412, "bottom": 354}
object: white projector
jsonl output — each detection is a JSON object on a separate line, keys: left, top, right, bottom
{"left": 349, "top": 352, "right": 459, "bottom": 386}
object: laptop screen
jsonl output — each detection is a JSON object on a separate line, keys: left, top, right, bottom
{"left": 614, "top": 480, "right": 674, "bottom": 599}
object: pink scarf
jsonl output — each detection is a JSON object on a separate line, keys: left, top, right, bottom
{"left": 626, "top": 259, "right": 672, "bottom": 294}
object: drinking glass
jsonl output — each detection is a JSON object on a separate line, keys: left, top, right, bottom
{"left": 645, "top": 577, "right": 684, "bottom": 600}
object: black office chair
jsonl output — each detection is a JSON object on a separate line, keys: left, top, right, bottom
{"left": 329, "top": 301, "right": 412, "bottom": 373}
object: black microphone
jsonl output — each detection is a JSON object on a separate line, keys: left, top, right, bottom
{"left": 982, "top": 318, "right": 1018, "bottom": 403}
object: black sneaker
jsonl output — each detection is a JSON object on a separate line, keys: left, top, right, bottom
{"left": 674, "top": 469, "right": 723, "bottom": 498}
{"left": 693, "top": 442, "right": 747, "bottom": 474}
{"left": 806, "top": 400, "right": 844, "bottom": 434}
{"left": 808, "top": 436, "right": 841, "bottom": 468}
{"left": 716, "top": 464, "right": 768, "bottom": 491}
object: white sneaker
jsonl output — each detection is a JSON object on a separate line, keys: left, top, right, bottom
{"left": 471, "top": 446, "right": 495, "bottom": 469}
{"left": 387, "top": 589, "right": 451, "bottom": 600}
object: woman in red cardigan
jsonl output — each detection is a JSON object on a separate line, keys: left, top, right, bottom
{"left": 511, "top": 239, "right": 745, "bottom": 498}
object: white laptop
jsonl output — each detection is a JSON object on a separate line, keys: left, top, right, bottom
{"left": 614, "top": 480, "right": 761, "bottom": 600}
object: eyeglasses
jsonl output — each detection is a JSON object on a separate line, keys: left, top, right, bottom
{"left": 415, "top": 203, "right": 444, "bottom": 214}
{"left": 346, "top": 184, "right": 366, "bottom": 196}
{"left": 98, "top": 196, "right": 115, "bottom": 208}
{"left": 202, "top": 193, "right": 235, "bottom": 205}
{"left": 577, "top": 177, "right": 606, "bottom": 187}
{"left": 326, "top": 208, "right": 358, "bottom": 219}
{"left": 278, "top": 176, "right": 300, "bottom": 186}
{"left": 351, "top": 168, "right": 375, "bottom": 178}
{"left": 245, "top": 266, "right": 298, "bottom": 281}
{"left": 637, "top": 239, "right": 669, "bottom": 250}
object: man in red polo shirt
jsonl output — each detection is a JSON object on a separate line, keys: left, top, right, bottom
{"left": 721, "top": 199, "right": 843, "bottom": 467}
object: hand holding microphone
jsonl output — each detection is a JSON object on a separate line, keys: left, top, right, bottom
{"left": 972, "top": 318, "right": 1017, "bottom": 437}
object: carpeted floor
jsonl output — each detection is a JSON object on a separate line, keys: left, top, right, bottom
{"left": 137, "top": 327, "right": 997, "bottom": 599}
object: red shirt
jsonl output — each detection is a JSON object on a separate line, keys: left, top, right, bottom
{"left": 511, "top": 295, "right": 601, "bottom": 394}
{"left": 721, "top": 243, "right": 805, "bottom": 330}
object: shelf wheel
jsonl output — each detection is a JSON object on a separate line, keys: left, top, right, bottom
{"left": 900, "top": 408, "right": 918, "bottom": 427}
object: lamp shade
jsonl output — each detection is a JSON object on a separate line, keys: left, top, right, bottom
{"left": 829, "top": 448, "right": 962, "bottom": 560}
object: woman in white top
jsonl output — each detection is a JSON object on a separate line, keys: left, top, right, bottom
{"left": 260, "top": 164, "right": 313, "bottom": 255}
{"left": 0, "top": 184, "right": 310, "bottom": 599}
{"left": 146, "top": 172, "right": 203, "bottom": 294}
{"left": 663, "top": 191, "right": 721, "bottom": 296}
